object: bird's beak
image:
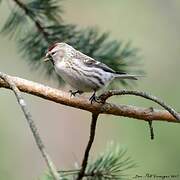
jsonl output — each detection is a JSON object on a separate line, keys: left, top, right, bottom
{"left": 43, "top": 52, "right": 50, "bottom": 62}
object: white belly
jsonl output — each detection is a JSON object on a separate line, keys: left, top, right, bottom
{"left": 54, "top": 60, "right": 114, "bottom": 92}
{"left": 54, "top": 61, "right": 95, "bottom": 91}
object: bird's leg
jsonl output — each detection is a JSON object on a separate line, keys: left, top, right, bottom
{"left": 89, "top": 91, "right": 100, "bottom": 104}
{"left": 69, "top": 90, "right": 83, "bottom": 97}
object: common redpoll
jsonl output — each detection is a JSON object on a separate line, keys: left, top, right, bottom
{"left": 44, "top": 42, "right": 139, "bottom": 103}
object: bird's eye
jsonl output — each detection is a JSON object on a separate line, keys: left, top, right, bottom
{"left": 51, "top": 51, "right": 56, "bottom": 56}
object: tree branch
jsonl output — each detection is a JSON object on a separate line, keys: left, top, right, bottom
{"left": 99, "top": 90, "right": 180, "bottom": 121}
{"left": 0, "top": 72, "right": 179, "bottom": 123}
{"left": 0, "top": 72, "right": 59, "bottom": 180}
{"left": 77, "top": 113, "right": 99, "bottom": 180}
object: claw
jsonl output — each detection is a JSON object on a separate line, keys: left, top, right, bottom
{"left": 69, "top": 90, "right": 83, "bottom": 97}
{"left": 89, "top": 91, "right": 100, "bottom": 104}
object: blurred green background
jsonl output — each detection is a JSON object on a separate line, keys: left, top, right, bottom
{"left": 0, "top": 0, "right": 180, "bottom": 179}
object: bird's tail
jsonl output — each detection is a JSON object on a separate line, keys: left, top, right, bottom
{"left": 114, "top": 73, "right": 142, "bottom": 80}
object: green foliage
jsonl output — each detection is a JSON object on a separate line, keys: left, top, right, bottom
{"left": 1, "top": 8, "right": 28, "bottom": 39}
{"left": 26, "top": 0, "right": 63, "bottom": 23}
{"left": 85, "top": 144, "right": 136, "bottom": 179}
{"left": 41, "top": 143, "right": 136, "bottom": 180}
{"left": 1, "top": 0, "right": 143, "bottom": 86}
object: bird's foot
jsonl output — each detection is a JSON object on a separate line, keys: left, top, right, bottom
{"left": 69, "top": 90, "right": 83, "bottom": 97}
{"left": 89, "top": 92, "right": 101, "bottom": 104}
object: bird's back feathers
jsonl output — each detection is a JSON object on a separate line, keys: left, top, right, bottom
{"left": 74, "top": 50, "right": 117, "bottom": 73}
{"left": 73, "top": 50, "right": 138, "bottom": 80}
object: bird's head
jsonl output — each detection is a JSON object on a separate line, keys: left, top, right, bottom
{"left": 44, "top": 42, "right": 74, "bottom": 64}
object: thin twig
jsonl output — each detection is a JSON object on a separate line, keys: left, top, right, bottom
{"left": 77, "top": 113, "right": 99, "bottom": 180}
{"left": 148, "top": 120, "right": 154, "bottom": 140}
{"left": 0, "top": 72, "right": 59, "bottom": 180}
{"left": 0, "top": 72, "right": 179, "bottom": 123}
{"left": 99, "top": 90, "right": 180, "bottom": 121}
{"left": 147, "top": 107, "right": 154, "bottom": 140}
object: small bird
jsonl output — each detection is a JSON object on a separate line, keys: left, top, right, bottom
{"left": 44, "top": 42, "right": 139, "bottom": 103}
